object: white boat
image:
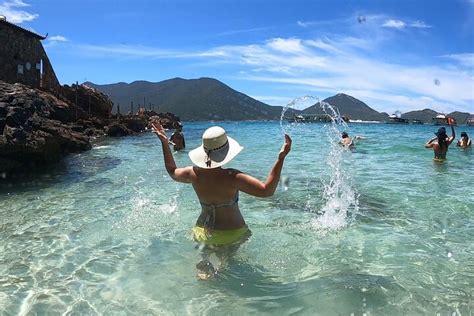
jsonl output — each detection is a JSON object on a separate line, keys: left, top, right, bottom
{"left": 467, "top": 116, "right": 474, "bottom": 126}
{"left": 387, "top": 114, "right": 408, "bottom": 124}
{"left": 433, "top": 114, "right": 447, "bottom": 125}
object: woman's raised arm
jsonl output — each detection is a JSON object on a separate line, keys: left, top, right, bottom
{"left": 235, "top": 134, "right": 292, "bottom": 197}
{"left": 152, "top": 122, "right": 194, "bottom": 183}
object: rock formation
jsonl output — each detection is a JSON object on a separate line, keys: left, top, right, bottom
{"left": 0, "top": 80, "right": 181, "bottom": 176}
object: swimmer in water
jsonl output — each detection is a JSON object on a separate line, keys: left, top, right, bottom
{"left": 169, "top": 125, "right": 185, "bottom": 151}
{"left": 340, "top": 132, "right": 366, "bottom": 151}
{"left": 425, "top": 118, "right": 456, "bottom": 161}
{"left": 457, "top": 132, "right": 471, "bottom": 149}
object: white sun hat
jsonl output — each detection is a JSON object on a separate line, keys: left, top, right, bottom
{"left": 188, "top": 126, "right": 243, "bottom": 169}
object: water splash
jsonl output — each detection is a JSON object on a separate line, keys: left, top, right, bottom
{"left": 113, "top": 191, "right": 178, "bottom": 239}
{"left": 311, "top": 101, "right": 359, "bottom": 234}
{"left": 279, "top": 95, "right": 320, "bottom": 135}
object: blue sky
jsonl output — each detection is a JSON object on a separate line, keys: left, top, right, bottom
{"left": 2, "top": 0, "right": 473, "bottom": 114}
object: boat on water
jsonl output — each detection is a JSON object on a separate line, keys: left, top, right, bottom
{"left": 411, "top": 119, "right": 424, "bottom": 125}
{"left": 387, "top": 114, "right": 409, "bottom": 124}
{"left": 432, "top": 114, "right": 457, "bottom": 125}
{"left": 433, "top": 114, "right": 447, "bottom": 125}
{"left": 467, "top": 116, "right": 474, "bottom": 126}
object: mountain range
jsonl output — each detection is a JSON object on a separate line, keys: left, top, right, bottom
{"left": 85, "top": 78, "right": 282, "bottom": 121}
{"left": 87, "top": 78, "right": 472, "bottom": 123}
{"left": 401, "top": 109, "right": 472, "bottom": 124}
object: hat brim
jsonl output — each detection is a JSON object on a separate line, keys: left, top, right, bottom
{"left": 188, "top": 136, "right": 243, "bottom": 169}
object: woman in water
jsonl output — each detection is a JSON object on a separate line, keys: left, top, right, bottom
{"left": 457, "top": 132, "right": 471, "bottom": 148}
{"left": 152, "top": 122, "right": 292, "bottom": 279}
{"left": 425, "top": 119, "right": 456, "bottom": 161}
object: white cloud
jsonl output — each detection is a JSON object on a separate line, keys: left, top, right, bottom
{"left": 297, "top": 20, "right": 308, "bottom": 28}
{"left": 217, "top": 26, "right": 271, "bottom": 37}
{"left": 441, "top": 53, "right": 474, "bottom": 68}
{"left": 48, "top": 35, "right": 68, "bottom": 42}
{"left": 206, "top": 37, "right": 473, "bottom": 113}
{"left": 0, "top": 0, "right": 38, "bottom": 23}
{"left": 382, "top": 19, "right": 406, "bottom": 29}
{"left": 410, "top": 20, "right": 432, "bottom": 28}
{"left": 267, "top": 38, "right": 307, "bottom": 54}
{"left": 382, "top": 18, "right": 432, "bottom": 30}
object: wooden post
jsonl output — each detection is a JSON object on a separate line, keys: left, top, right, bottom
{"left": 131, "top": 101, "right": 134, "bottom": 115}
{"left": 88, "top": 94, "right": 91, "bottom": 117}
{"left": 75, "top": 81, "right": 78, "bottom": 120}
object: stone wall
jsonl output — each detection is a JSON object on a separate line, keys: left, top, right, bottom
{"left": 0, "top": 21, "right": 60, "bottom": 93}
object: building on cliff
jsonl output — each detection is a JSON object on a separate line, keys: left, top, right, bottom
{"left": 0, "top": 16, "right": 60, "bottom": 92}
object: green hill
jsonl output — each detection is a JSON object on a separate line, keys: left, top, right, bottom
{"left": 301, "top": 93, "right": 388, "bottom": 121}
{"left": 401, "top": 109, "right": 472, "bottom": 124}
{"left": 448, "top": 111, "right": 471, "bottom": 125}
{"left": 401, "top": 109, "right": 439, "bottom": 123}
{"left": 85, "top": 78, "right": 283, "bottom": 121}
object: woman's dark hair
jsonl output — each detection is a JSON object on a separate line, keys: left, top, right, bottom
{"left": 437, "top": 133, "right": 447, "bottom": 147}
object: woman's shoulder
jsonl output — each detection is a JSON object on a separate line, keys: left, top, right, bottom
{"left": 224, "top": 168, "right": 242, "bottom": 176}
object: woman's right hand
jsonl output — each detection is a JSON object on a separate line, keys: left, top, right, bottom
{"left": 279, "top": 134, "right": 292, "bottom": 159}
{"left": 151, "top": 122, "right": 168, "bottom": 143}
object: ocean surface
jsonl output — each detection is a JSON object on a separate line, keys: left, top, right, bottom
{"left": 1, "top": 121, "right": 473, "bottom": 315}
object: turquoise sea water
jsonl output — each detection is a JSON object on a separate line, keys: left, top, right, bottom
{"left": 1, "top": 121, "right": 473, "bottom": 315}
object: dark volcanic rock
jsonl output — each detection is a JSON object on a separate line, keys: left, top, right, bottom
{"left": 121, "top": 117, "right": 147, "bottom": 133}
{"left": 0, "top": 118, "right": 5, "bottom": 134}
{"left": 0, "top": 80, "right": 182, "bottom": 177}
{"left": 0, "top": 102, "right": 7, "bottom": 117}
{"left": 6, "top": 107, "right": 28, "bottom": 127}
{"left": 60, "top": 84, "right": 113, "bottom": 119}
{"left": 148, "top": 112, "right": 181, "bottom": 129}
{"left": 0, "top": 81, "right": 93, "bottom": 175}
{"left": 106, "top": 123, "right": 134, "bottom": 137}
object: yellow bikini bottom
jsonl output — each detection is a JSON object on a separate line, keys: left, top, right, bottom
{"left": 192, "top": 225, "right": 250, "bottom": 246}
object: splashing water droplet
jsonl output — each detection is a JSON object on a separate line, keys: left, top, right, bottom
{"left": 279, "top": 95, "right": 321, "bottom": 135}
{"left": 281, "top": 176, "right": 290, "bottom": 192}
{"left": 358, "top": 15, "right": 366, "bottom": 24}
{"left": 311, "top": 101, "right": 359, "bottom": 234}
{"left": 447, "top": 251, "right": 452, "bottom": 258}
{"left": 434, "top": 79, "right": 440, "bottom": 86}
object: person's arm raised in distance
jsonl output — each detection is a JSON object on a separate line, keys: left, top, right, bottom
{"left": 447, "top": 119, "right": 456, "bottom": 145}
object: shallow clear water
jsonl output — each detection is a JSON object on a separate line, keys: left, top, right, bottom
{"left": 1, "top": 122, "right": 473, "bottom": 315}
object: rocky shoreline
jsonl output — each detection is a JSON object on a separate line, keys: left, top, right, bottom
{"left": 0, "top": 80, "right": 181, "bottom": 178}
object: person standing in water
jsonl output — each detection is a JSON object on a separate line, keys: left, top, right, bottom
{"left": 457, "top": 132, "right": 471, "bottom": 148}
{"left": 425, "top": 118, "right": 456, "bottom": 160}
{"left": 169, "top": 125, "right": 185, "bottom": 151}
{"left": 151, "top": 122, "right": 292, "bottom": 279}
